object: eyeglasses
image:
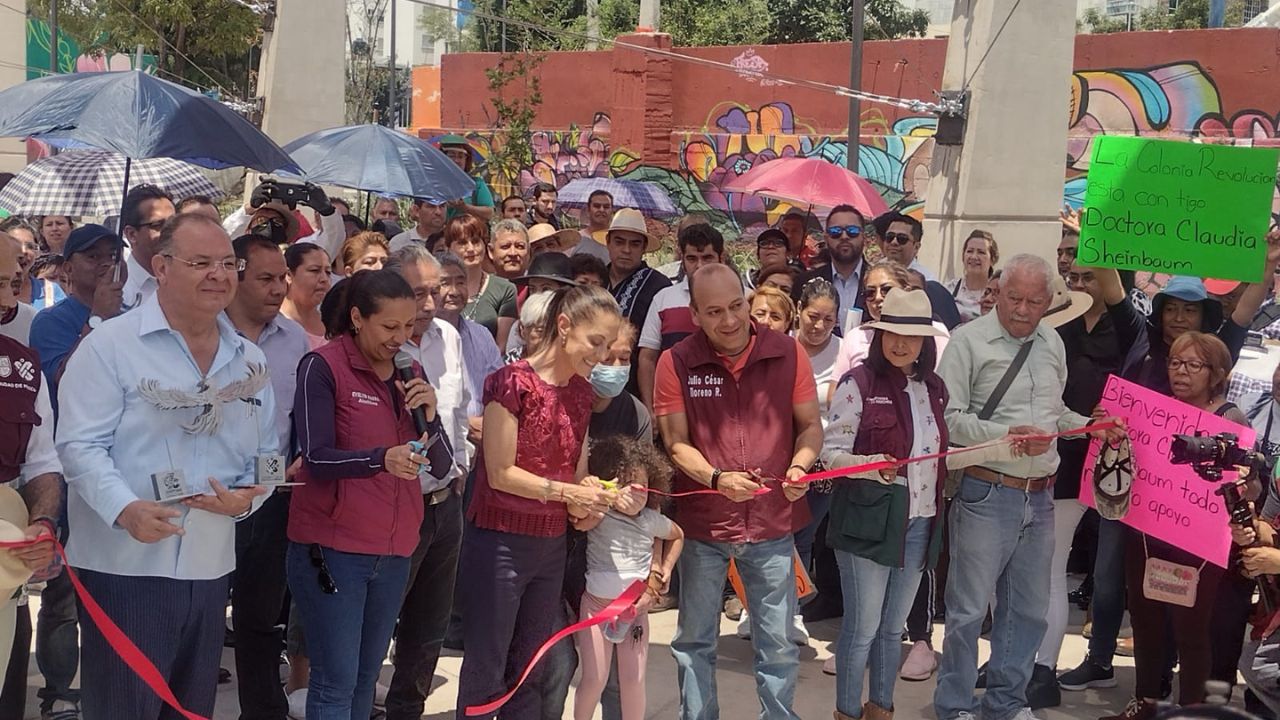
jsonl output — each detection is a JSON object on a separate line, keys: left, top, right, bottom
{"left": 757, "top": 237, "right": 788, "bottom": 249}
{"left": 863, "top": 283, "right": 896, "bottom": 300}
{"left": 881, "top": 232, "right": 914, "bottom": 246}
{"left": 826, "top": 225, "right": 863, "bottom": 239}
{"left": 163, "top": 255, "right": 245, "bottom": 274}
{"left": 310, "top": 544, "right": 338, "bottom": 594}
{"left": 134, "top": 219, "right": 168, "bottom": 232}
{"left": 1168, "top": 358, "right": 1208, "bottom": 373}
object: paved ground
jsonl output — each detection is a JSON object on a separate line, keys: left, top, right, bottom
{"left": 14, "top": 578, "right": 1238, "bottom": 719}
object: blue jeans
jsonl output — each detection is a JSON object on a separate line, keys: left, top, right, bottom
{"left": 834, "top": 517, "right": 930, "bottom": 716}
{"left": 933, "top": 476, "right": 1053, "bottom": 720}
{"left": 1087, "top": 516, "right": 1126, "bottom": 665}
{"left": 794, "top": 490, "right": 833, "bottom": 572}
{"left": 286, "top": 542, "right": 410, "bottom": 720}
{"left": 672, "top": 535, "right": 799, "bottom": 720}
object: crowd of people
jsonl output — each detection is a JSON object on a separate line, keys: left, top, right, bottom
{"left": 3, "top": 137, "right": 1280, "bottom": 720}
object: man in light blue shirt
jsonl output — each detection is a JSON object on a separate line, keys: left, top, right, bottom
{"left": 224, "top": 233, "right": 310, "bottom": 719}
{"left": 56, "top": 214, "right": 274, "bottom": 720}
{"left": 933, "top": 254, "right": 1122, "bottom": 720}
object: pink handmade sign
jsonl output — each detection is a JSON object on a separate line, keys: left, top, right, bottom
{"left": 1080, "top": 375, "right": 1253, "bottom": 568}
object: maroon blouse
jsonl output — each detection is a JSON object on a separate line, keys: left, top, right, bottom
{"left": 467, "top": 360, "right": 594, "bottom": 537}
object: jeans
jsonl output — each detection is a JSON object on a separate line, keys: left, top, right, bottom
{"left": 835, "top": 517, "right": 930, "bottom": 716}
{"left": 286, "top": 542, "right": 410, "bottom": 720}
{"left": 1242, "top": 631, "right": 1280, "bottom": 716}
{"left": 672, "top": 535, "right": 799, "bottom": 720}
{"left": 233, "top": 490, "right": 291, "bottom": 720}
{"left": 37, "top": 512, "right": 79, "bottom": 712}
{"left": 0, "top": 600, "right": 29, "bottom": 718}
{"left": 385, "top": 493, "right": 463, "bottom": 720}
{"left": 934, "top": 476, "right": 1054, "bottom": 720}
{"left": 1086, "top": 517, "right": 1126, "bottom": 666}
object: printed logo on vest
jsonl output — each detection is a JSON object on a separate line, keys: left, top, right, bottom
{"left": 0, "top": 357, "right": 9, "bottom": 378}
{"left": 686, "top": 372, "right": 725, "bottom": 399}
{"left": 865, "top": 395, "right": 893, "bottom": 405}
{"left": 352, "top": 390, "right": 381, "bottom": 407}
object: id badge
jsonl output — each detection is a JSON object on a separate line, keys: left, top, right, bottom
{"left": 151, "top": 469, "right": 194, "bottom": 503}
{"left": 255, "top": 454, "right": 287, "bottom": 485}
{"left": 1142, "top": 556, "right": 1200, "bottom": 608}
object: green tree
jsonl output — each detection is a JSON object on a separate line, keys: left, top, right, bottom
{"left": 26, "top": 0, "right": 259, "bottom": 97}
{"left": 1079, "top": 7, "right": 1131, "bottom": 32}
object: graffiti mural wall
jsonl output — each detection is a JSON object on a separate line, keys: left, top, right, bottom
{"left": 456, "top": 58, "right": 1278, "bottom": 254}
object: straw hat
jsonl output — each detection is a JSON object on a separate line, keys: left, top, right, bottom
{"left": 527, "top": 223, "right": 580, "bottom": 252}
{"left": 0, "top": 486, "right": 33, "bottom": 598}
{"left": 1042, "top": 276, "right": 1093, "bottom": 329}
{"left": 605, "top": 208, "right": 659, "bottom": 253}
{"left": 864, "top": 289, "right": 946, "bottom": 337}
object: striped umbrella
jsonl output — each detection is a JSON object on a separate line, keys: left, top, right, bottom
{"left": 556, "top": 177, "right": 679, "bottom": 217}
{"left": 0, "top": 150, "right": 222, "bottom": 216}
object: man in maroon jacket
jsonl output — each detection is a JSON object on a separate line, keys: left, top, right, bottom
{"left": 654, "top": 264, "right": 823, "bottom": 720}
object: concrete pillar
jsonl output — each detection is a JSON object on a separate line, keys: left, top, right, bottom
{"left": 611, "top": 33, "right": 674, "bottom": 169}
{"left": 918, "top": 0, "right": 1076, "bottom": 279}
{"left": 257, "top": 0, "right": 346, "bottom": 146}
{"left": 0, "top": 13, "right": 27, "bottom": 174}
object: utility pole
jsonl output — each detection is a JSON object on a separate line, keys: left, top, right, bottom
{"left": 638, "top": 0, "right": 659, "bottom": 31}
{"left": 49, "top": 0, "right": 58, "bottom": 74}
{"left": 586, "top": 0, "right": 600, "bottom": 49}
{"left": 388, "top": 0, "right": 397, "bottom": 127}
{"left": 846, "top": 0, "right": 863, "bottom": 172}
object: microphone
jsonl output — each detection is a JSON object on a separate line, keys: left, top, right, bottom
{"left": 393, "top": 351, "right": 430, "bottom": 435}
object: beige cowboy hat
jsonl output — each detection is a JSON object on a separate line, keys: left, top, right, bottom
{"left": 605, "top": 208, "right": 660, "bottom": 253}
{"left": 1043, "top": 276, "right": 1093, "bottom": 329}
{"left": 0, "top": 486, "right": 33, "bottom": 598}
{"left": 526, "top": 223, "right": 580, "bottom": 252}
{"left": 864, "top": 288, "right": 947, "bottom": 337}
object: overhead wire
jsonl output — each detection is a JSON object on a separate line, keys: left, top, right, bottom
{"left": 104, "top": 0, "right": 247, "bottom": 102}
{"left": 400, "top": 0, "right": 954, "bottom": 115}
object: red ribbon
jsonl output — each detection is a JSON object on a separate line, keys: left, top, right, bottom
{"left": 0, "top": 537, "right": 210, "bottom": 720}
{"left": 638, "top": 421, "right": 1118, "bottom": 497}
{"left": 464, "top": 579, "right": 648, "bottom": 717}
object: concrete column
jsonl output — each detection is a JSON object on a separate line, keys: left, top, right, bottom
{"left": 0, "top": 13, "right": 27, "bottom": 174}
{"left": 610, "top": 33, "right": 674, "bottom": 170}
{"left": 918, "top": 0, "right": 1076, "bottom": 280}
{"left": 258, "top": 0, "right": 346, "bottom": 146}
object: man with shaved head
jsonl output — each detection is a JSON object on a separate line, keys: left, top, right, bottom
{"left": 653, "top": 263, "right": 823, "bottom": 719}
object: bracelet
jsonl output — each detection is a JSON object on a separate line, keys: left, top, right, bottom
{"left": 710, "top": 468, "right": 723, "bottom": 490}
{"left": 231, "top": 506, "right": 252, "bottom": 521}
{"left": 789, "top": 464, "right": 809, "bottom": 474}
{"left": 540, "top": 478, "right": 553, "bottom": 504}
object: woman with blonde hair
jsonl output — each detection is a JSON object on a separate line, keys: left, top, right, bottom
{"left": 749, "top": 285, "right": 796, "bottom": 333}
{"left": 338, "top": 231, "right": 390, "bottom": 276}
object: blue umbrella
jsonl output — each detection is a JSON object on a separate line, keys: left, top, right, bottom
{"left": 0, "top": 71, "right": 298, "bottom": 173}
{"left": 282, "top": 124, "right": 476, "bottom": 205}
{"left": 556, "top": 177, "right": 678, "bottom": 217}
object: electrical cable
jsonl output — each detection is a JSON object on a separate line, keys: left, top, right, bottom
{"left": 961, "top": 0, "right": 1023, "bottom": 91}
{"left": 105, "top": 0, "right": 247, "bottom": 102}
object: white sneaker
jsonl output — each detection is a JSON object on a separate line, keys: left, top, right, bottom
{"left": 286, "top": 688, "right": 307, "bottom": 719}
{"left": 789, "top": 614, "right": 809, "bottom": 646}
{"left": 736, "top": 611, "right": 751, "bottom": 639}
{"left": 822, "top": 654, "right": 837, "bottom": 675}
{"left": 1009, "top": 709, "right": 1042, "bottom": 720}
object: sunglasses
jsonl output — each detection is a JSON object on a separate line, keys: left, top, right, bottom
{"left": 757, "top": 237, "right": 788, "bottom": 249}
{"left": 310, "top": 544, "right": 338, "bottom": 594}
{"left": 826, "top": 225, "right": 863, "bottom": 239}
{"left": 881, "top": 232, "right": 914, "bottom": 246}
{"left": 863, "top": 283, "right": 896, "bottom": 300}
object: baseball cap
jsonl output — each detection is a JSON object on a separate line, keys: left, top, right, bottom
{"left": 62, "top": 223, "right": 124, "bottom": 259}
{"left": 757, "top": 228, "right": 788, "bottom": 246}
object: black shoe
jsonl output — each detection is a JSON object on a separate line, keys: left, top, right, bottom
{"left": 218, "top": 667, "right": 232, "bottom": 684}
{"left": 976, "top": 661, "right": 988, "bottom": 689}
{"left": 801, "top": 595, "right": 843, "bottom": 623}
{"left": 1069, "top": 577, "right": 1093, "bottom": 610}
{"left": 1058, "top": 656, "right": 1117, "bottom": 691}
{"left": 1027, "top": 664, "right": 1062, "bottom": 710}
{"left": 1159, "top": 674, "right": 1173, "bottom": 701}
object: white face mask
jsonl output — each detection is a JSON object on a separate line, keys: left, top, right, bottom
{"left": 589, "top": 363, "right": 630, "bottom": 398}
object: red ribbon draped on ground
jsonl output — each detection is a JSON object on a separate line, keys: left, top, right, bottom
{"left": 0, "top": 537, "right": 211, "bottom": 720}
{"left": 641, "top": 421, "right": 1117, "bottom": 497}
{"left": 464, "top": 579, "right": 647, "bottom": 716}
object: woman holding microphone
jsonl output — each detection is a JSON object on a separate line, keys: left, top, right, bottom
{"left": 456, "top": 283, "right": 625, "bottom": 718}
{"left": 288, "top": 269, "right": 454, "bottom": 720}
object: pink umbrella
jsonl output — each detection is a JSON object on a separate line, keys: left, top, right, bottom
{"left": 723, "top": 157, "right": 890, "bottom": 217}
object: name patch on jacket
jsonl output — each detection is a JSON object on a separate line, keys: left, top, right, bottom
{"left": 351, "top": 390, "right": 382, "bottom": 407}
{"left": 866, "top": 395, "right": 893, "bottom": 406}
{"left": 686, "top": 372, "right": 725, "bottom": 399}
{"left": 0, "top": 355, "right": 36, "bottom": 384}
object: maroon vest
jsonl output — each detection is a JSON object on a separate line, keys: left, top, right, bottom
{"left": 0, "top": 338, "right": 42, "bottom": 484}
{"left": 848, "top": 365, "right": 949, "bottom": 487}
{"left": 288, "top": 334, "right": 423, "bottom": 557}
{"left": 670, "top": 328, "right": 810, "bottom": 543}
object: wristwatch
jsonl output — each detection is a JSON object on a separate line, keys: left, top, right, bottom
{"left": 710, "top": 468, "right": 723, "bottom": 490}
{"left": 87, "top": 315, "right": 104, "bottom": 330}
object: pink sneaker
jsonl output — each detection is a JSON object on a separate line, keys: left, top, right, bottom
{"left": 899, "top": 640, "right": 937, "bottom": 681}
